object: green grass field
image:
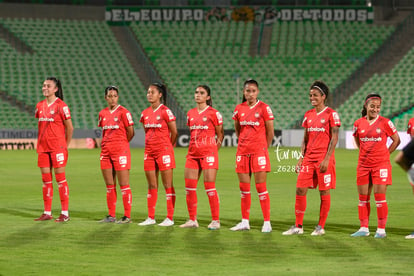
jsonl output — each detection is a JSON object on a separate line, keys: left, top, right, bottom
{"left": 1, "top": 147, "right": 413, "bottom": 275}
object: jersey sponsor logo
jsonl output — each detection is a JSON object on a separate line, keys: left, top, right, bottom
{"left": 240, "top": 121, "right": 260, "bottom": 126}
{"left": 324, "top": 174, "right": 331, "bottom": 185}
{"left": 332, "top": 112, "right": 340, "bottom": 125}
{"left": 144, "top": 123, "right": 162, "bottom": 128}
{"left": 102, "top": 125, "right": 120, "bottom": 130}
{"left": 258, "top": 156, "right": 266, "bottom": 166}
{"left": 166, "top": 109, "right": 175, "bottom": 120}
{"left": 206, "top": 156, "right": 215, "bottom": 163}
{"left": 56, "top": 153, "right": 65, "bottom": 164}
{"left": 63, "top": 106, "right": 70, "bottom": 118}
{"left": 38, "top": 118, "right": 55, "bottom": 122}
{"left": 126, "top": 112, "right": 134, "bottom": 124}
{"left": 216, "top": 112, "right": 223, "bottom": 123}
{"left": 360, "top": 137, "right": 382, "bottom": 142}
{"left": 380, "top": 168, "right": 388, "bottom": 179}
{"left": 307, "top": 127, "right": 325, "bottom": 132}
{"left": 162, "top": 155, "right": 171, "bottom": 166}
{"left": 190, "top": 125, "right": 209, "bottom": 130}
{"left": 119, "top": 156, "right": 127, "bottom": 166}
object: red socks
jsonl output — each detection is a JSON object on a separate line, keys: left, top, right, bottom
{"left": 165, "top": 187, "right": 175, "bottom": 220}
{"left": 55, "top": 172, "right": 69, "bottom": 213}
{"left": 358, "top": 194, "right": 370, "bottom": 228}
{"left": 106, "top": 185, "right": 117, "bottom": 217}
{"left": 295, "top": 195, "right": 306, "bottom": 227}
{"left": 375, "top": 193, "right": 388, "bottom": 229}
{"left": 256, "top": 182, "right": 270, "bottom": 221}
{"left": 318, "top": 194, "right": 331, "bottom": 228}
{"left": 147, "top": 189, "right": 158, "bottom": 219}
{"left": 205, "top": 181, "right": 220, "bottom": 221}
{"left": 42, "top": 173, "right": 53, "bottom": 213}
{"left": 121, "top": 185, "right": 132, "bottom": 218}
{"left": 185, "top": 179, "right": 198, "bottom": 220}
{"left": 239, "top": 182, "right": 251, "bottom": 220}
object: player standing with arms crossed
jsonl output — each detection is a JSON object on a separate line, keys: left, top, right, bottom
{"left": 283, "top": 81, "right": 340, "bottom": 236}
{"left": 34, "top": 77, "right": 73, "bottom": 222}
{"left": 138, "top": 83, "right": 178, "bottom": 227}
{"left": 98, "top": 86, "right": 135, "bottom": 224}
{"left": 351, "top": 93, "right": 400, "bottom": 238}
{"left": 230, "top": 79, "right": 274, "bottom": 233}
{"left": 180, "top": 85, "right": 223, "bottom": 230}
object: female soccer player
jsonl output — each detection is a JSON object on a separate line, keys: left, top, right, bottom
{"left": 283, "top": 80, "right": 341, "bottom": 236}
{"left": 98, "top": 86, "right": 135, "bottom": 224}
{"left": 230, "top": 79, "right": 274, "bottom": 233}
{"left": 138, "top": 83, "right": 178, "bottom": 227}
{"left": 180, "top": 85, "right": 224, "bottom": 230}
{"left": 351, "top": 93, "right": 400, "bottom": 238}
{"left": 34, "top": 77, "right": 73, "bottom": 222}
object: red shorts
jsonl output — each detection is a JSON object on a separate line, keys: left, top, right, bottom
{"left": 144, "top": 149, "right": 176, "bottom": 171}
{"left": 185, "top": 153, "right": 219, "bottom": 170}
{"left": 37, "top": 150, "right": 68, "bottom": 168}
{"left": 100, "top": 146, "right": 131, "bottom": 171}
{"left": 235, "top": 152, "right": 271, "bottom": 174}
{"left": 356, "top": 164, "right": 392, "bottom": 186}
{"left": 297, "top": 160, "right": 336, "bottom": 190}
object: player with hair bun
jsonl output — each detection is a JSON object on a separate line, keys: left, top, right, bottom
{"left": 98, "top": 85, "right": 135, "bottom": 224}
{"left": 230, "top": 79, "right": 274, "bottom": 233}
{"left": 283, "top": 80, "right": 341, "bottom": 236}
{"left": 180, "top": 85, "right": 224, "bottom": 230}
{"left": 138, "top": 83, "right": 178, "bottom": 227}
{"left": 351, "top": 93, "right": 400, "bottom": 238}
{"left": 34, "top": 77, "right": 73, "bottom": 222}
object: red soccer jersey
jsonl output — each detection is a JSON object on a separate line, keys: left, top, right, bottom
{"left": 232, "top": 100, "right": 274, "bottom": 155}
{"left": 302, "top": 107, "right": 341, "bottom": 162}
{"left": 187, "top": 106, "right": 223, "bottom": 158}
{"left": 407, "top": 117, "right": 414, "bottom": 136}
{"left": 353, "top": 115, "right": 397, "bottom": 168}
{"left": 35, "top": 98, "right": 71, "bottom": 153}
{"left": 140, "top": 104, "right": 176, "bottom": 153}
{"left": 98, "top": 105, "right": 134, "bottom": 149}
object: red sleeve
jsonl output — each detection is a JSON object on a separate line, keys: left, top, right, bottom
{"left": 98, "top": 110, "right": 103, "bottom": 127}
{"left": 329, "top": 110, "right": 341, "bottom": 127}
{"left": 61, "top": 102, "right": 71, "bottom": 120}
{"left": 352, "top": 120, "right": 359, "bottom": 137}
{"left": 232, "top": 105, "right": 239, "bottom": 121}
{"left": 163, "top": 107, "right": 176, "bottom": 122}
{"left": 384, "top": 119, "right": 397, "bottom": 137}
{"left": 302, "top": 111, "right": 309, "bottom": 128}
{"left": 262, "top": 104, "right": 274, "bottom": 121}
{"left": 122, "top": 109, "right": 134, "bottom": 127}
{"left": 213, "top": 110, "right": 223, "bottom": 126}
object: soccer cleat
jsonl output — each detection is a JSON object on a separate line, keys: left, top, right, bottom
{"left": 208, "top": 220, "right": 221, "bottom": 230}
{"left": 374, "top": 232, "right": 387, "bottom": 239}
{"left": 261, "top": 221, "right": 272, "bottom": 233}
{"left": 230, "top": 221, "right": 250, "bottom": 231}
{"left": 138, "top": 217, "right": 156, "bottom": 226}
{"left": 34, "top": 213, "right": 53, "bottom": 221}
{"left": 350, "top": 228, "right": 370, "bottom": 237}
{"left": 282, "top": 226, "right": 304, "bottom": 235}
{"left": 158, "top": 218, "right": 174, "bottom": 227}
{"left": 179, "top": 220, "right": 199, "bottom": 228}
{"left": 405, "top": 232, "right": 414, "bottom": 239}
{"left": 99, "top": 215, "right": 116, "bottom": 223}
{"left": 311, "top": 225, "right": 325, "bottom": 236}
{"left": 55, "top": 214, "right": 70, "bottom": 222}
{"left": 116, "top": 216, "right": 131, "bottom": 224}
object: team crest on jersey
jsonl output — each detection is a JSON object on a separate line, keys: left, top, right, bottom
{"left": 114, "top": 117, "right": 118, "bottom": 122}
{"left": 156, "top": 115, "right": 160, "bottom": 120}
{"left": 50, "top": 110, "right": 55, "bottom": 115}
{"left": 255, "top": 112, "right": 260, "bottom": 118}
{"left": 376, "top": 128, "right": 381, "bottom": 134}
{"left": 203, "top": 116, "right": 207, "bottom": 122}
{"left": 321, "top": 118, "right": 325, "bottom": 124}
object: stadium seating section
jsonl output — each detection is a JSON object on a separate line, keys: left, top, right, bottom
{"left": 1, "top": 16, "right": 413, "bottom": 131}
